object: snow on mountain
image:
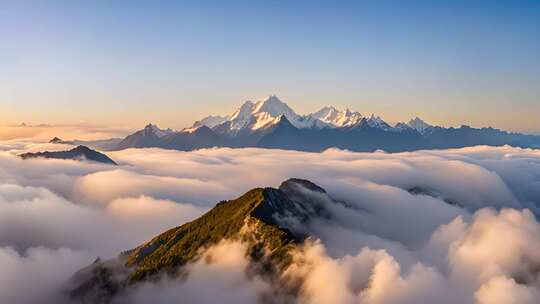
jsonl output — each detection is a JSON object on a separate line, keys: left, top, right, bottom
{"left": 392, "top": 122, "right": 414, "bottom": 132}
{"left": 309, "top": 106, "right": 363, "bottom": 127}
{"left": 229, "top": 96, "right": 309, "bottom": 131}
{"left": 365, "top": 114, "right": 393, "bottom": 131}
{"left": 253, "top": 95, "right": 298, "bottom": 119}
{"left": 200, "top": 96, "right": 327, "bottom": 132}
{"left": 192, "top": 115, "right": 230, "bottom": 129}
{"left": 407, "top": 117, "right": 433, "bottom": 134}
{"left": 193, "top": 96, "right": 360, "bottom": 132}
{"left": 191, "top": 95, "right": 415, "bottom": 134}
{"left": 145, "top": 124, "right": 175, "bottom": 137}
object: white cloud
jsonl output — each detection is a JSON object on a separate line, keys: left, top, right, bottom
{"left": 120, "top": 241, "right": 273, "bottom": 304}
{"left": 0, "top": 140, "right": 539, "bottom": 303}
{"left": 0, "top": 246, "right": 91, "bottom": 304}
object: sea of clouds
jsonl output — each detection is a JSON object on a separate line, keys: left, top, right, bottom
{"left": 0, "top": 136, "right": 539, "bottom": 303}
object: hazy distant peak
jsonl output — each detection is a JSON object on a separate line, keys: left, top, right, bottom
{"left": 143, "top": 124, "right": 174, "bottom": 137}
{"left": 19, "top": 145, "right": 117, "bottom": 165}
{"left": 407, "top": 117, "right": 432, "bottom": 134}
{"left": 393, "top": 122, "right": 414, "bottom": 132}
{"left": 49, "top": 137, "right": 63, "bottom": 144}
{"left": 192, "top": 115, "right": 230, "bottom": 128}
{"left": 366, "top": 114, "right": 392, "bottom": 131}
{"left": 310, "top": 106, "right": 362, "bottom": 128}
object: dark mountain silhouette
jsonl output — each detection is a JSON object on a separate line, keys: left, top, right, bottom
{"left": 49, "top": 137, "right": 63, "bottom": 144}
{"left": 20, "top": 146, "right": 117, "bottom": 165}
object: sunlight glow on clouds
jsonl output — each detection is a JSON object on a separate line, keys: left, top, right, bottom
{"left": 0, "top": 140, "right": 539, "bottom": 303}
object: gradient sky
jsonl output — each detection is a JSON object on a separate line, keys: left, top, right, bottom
{"left": 1, "top": 0, "right": 539, "bottom": 133}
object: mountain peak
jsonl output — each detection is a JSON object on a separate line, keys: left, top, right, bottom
{"left": 19, "top": 145, "right": 117, "bottom": 165}
{"left": 253, "top": 95, "right": 296, "bottom": 118}
{"left": 69, "top": 177, "right": 334, "bottom": 301}
{"left": 49, "top": 137, "right": 63, "bottom": 144}
{"left": 310, "top": 106, "right": 362, "bottom": 128}
{"left": 192, "top": 115, "right": 230, "bottom": 128}
{"left": 366, "top": 114, "right": 392, "bottom": 130}
{"left": 72, "top": 145, "right": 93, "bottom": 152}
{"left": 279, "top": 178, "right": 326, "bottom": 194}
{"left": 221, "top": 96, "right": 301, "bottom": 132}
{"left": 143, "top": 124, "right": 174, "bottom": 138}
{"left": 119, "top": 178, "right": 324, "bottom": 280}
{"left": 193, "top": 97, "right": 369, "bottom": 133}
{"left": 407, "top": 117, "right": 432, "bottom": 134}
{"left": 311, "top": 106, "right": 338, "bottom": 119}
{"left": 408, "top": 117, "right": 427, "bottom": 124}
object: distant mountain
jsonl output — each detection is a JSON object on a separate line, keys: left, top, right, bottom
{"left": 115, "top": 124, "right": 224, "bottom": 151}
{"left": 192, "top": 115, "right": 230, "bottom": 129}
{"left": 160, "top": 125, "right": 225, "bottom": 150}
{"left": 69, "top": 178, "right": 336, "bottom": 302}
{"left": 207, "top": 95, "right": 328, "bottom": 134}
{"left": 257, "top": 116, "right": 431, "bottom": 152}
{"left": 310, "top": 106, "right": 363, "bottom": 127}
{"left": 116, "top": 124, "right": 173, "bottom": 150}
{"left": 110, "top": 96, "right": 540, "bottom": 152}
{"left": 407, "top": 117, "right": 433, "bottom": 134}
{"left": 20, "top": 145, "right": 117, "bottom": 165}
{"left": 48, "top": 137, "right": 123, "bottom": 151}
{"left": 49, "top": 137, "right": 63, "bottom": 144}
{"left": 423, "top": 125, "right": 540, "bottom": 149}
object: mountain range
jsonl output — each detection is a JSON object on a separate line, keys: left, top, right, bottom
{"left": 59, "top": 96, "right": 540, "bottom": 152}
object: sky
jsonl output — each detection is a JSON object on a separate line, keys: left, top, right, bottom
{"left": 1, "top": 0, "right": 539, "bottom": 133}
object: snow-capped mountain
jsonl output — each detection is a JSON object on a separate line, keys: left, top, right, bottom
{"left": 192, "top": 115, "right": 230, "bottom": 129}
{"left": 194, "top": 95, "right": 368, "bottom": 133}
{"left": 146, "top": 124, "right": 175, "bottom": 137}
{"left": 201, "top": 95, "right": 329, "bottom": 133}
{"left": 407, "top": 117, "right": 433, "bottom": 134}
{"left": 309, "top": 106, "right": 363, "bottom": 127}
{"left": 111, "top": 95, "right": 540, "bottom": 153}
{"left": 365, "top": 114, "right": 393, "bottom": 131}
{"left": 393, "top": 122, "right": 414, "bottom": 132}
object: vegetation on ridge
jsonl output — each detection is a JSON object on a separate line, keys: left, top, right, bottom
{"left": 125, "top": 188, "right": 300, "bottom": 282}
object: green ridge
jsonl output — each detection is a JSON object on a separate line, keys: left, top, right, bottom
{"left": 126, "top": 188, "right": 299, "bottom": 282}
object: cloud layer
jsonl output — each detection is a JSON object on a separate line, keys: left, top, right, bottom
{"left": 0, "top": 140, "right": 539, "bottom": 303}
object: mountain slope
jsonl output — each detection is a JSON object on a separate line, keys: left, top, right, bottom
{"left": 309, "top": 106, "right": 363, "bottom": 127}
{"left": 116, "top": 124, "right": 173, "bottom": 150}
{"left": 19, "top": 146, "right": 117, "bottom": 165}
{"left": 68, "top": 178, "right": 337, "bottom": 303}
{"left": 407, "top": 117, "right": 433, "bottom": 134}
{"left": 159, "top": 126, "right": 226, "bottom": 151}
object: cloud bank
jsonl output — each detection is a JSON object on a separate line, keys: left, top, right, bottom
{"left": 0, "top": 139, "right": 539, "bottom": 303}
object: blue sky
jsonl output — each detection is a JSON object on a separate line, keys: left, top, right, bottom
{"left": 1, "top": 1, "right": 539, "bottom": 133}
